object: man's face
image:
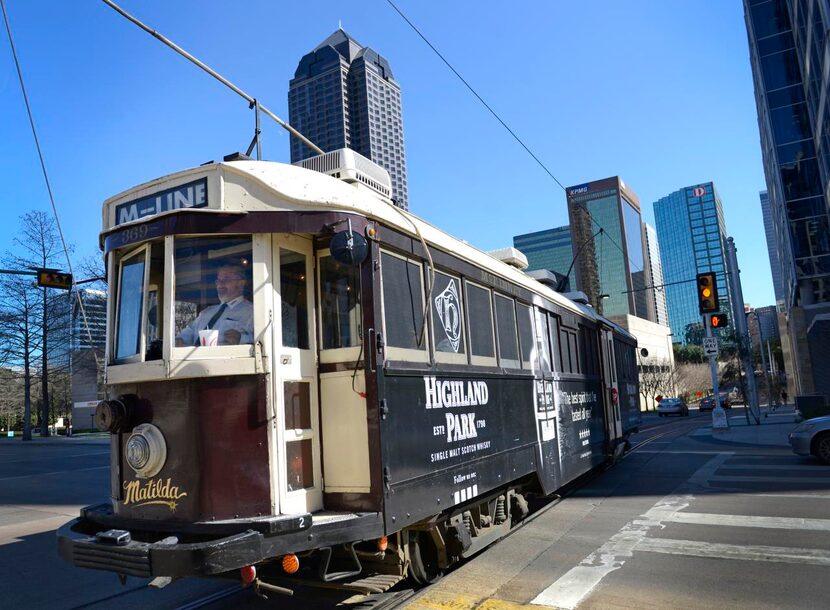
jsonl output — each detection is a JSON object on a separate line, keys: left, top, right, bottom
{"left": 215, "top": 269, "right": 245, "bottom": 303}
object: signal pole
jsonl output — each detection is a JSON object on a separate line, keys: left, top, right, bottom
{"left": 705, "top": 314, "right": 729, "bottom": 431}
{"left": 725, "top": 237, "right": 761, "bottom": 423}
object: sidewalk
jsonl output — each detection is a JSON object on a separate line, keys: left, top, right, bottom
{"left": 0, "top": 433, "right": 109, "bottom": 445}
{"left": 690, "top": 407, "right": 798, "bottom": 447}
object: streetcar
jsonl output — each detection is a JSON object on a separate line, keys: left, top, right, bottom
{"left": 58, "top": 149, "right": 640, "bottom": 592}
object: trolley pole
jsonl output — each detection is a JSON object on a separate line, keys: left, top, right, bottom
{"left": 706, "top": 315, "right": 729, "bottom": 431}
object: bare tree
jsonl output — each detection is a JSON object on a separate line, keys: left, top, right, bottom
{"left": 638, "top": 357, "right": 676, "bottom": 410}
{"left": 0, "top": 211, "right": 69, "bottom": 439}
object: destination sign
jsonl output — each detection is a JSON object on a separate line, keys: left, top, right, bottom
{"left": 114, "top": 178, "right": 207, "bottom": 226}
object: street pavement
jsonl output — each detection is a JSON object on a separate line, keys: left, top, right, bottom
{"left": 407, "top": 407, "right": 830, "bottom": 610}
{"left": 2, "top": 409, "right": 828, "bottom": 609}
{"left": 0, "top": 435, "right": 231, "bottom": 609}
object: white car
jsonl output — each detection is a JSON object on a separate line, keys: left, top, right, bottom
{"left": 657, "top": 398, "right": 689, "bottom": 417}
{"left": 789, "top": 415, "right": 830, "bottom": 464}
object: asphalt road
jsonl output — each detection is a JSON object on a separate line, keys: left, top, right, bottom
{"left": 407, "top": 410, "right": 830, "bottom": 610}
{"left": 3, "top": 410, "right": 827, "bottom": 610}
{"left": 0, "top": 437, "right": 231, "bottom": 609}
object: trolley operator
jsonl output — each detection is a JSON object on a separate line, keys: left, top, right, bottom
{"left": 176, "top": 264, "right": 253, "bottom": 346}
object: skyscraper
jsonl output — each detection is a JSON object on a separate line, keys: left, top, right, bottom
{"left": 513, "top": 226, "right": 573, "bottom": 290}
{"left": 653, "top": 182, "right": 733, "bottom": 345}
{"left": 289, "top": 29, "right": 409, "bottom": 209}
{"left": 760, "top": 191, "right": 785, "bottom": 303}
{"left": 567, "top": 176, "right": 654, "bottom": 321}
{"left": 644, "top": 223, "right": 669, "bottom": 327}
{"left": 744, "top": 0, "right": 830, "bottom": 395}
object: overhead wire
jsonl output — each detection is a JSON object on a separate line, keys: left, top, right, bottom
{"left": 0, "top": 0, "right": 100, "bottom": 368}
{"left": 385, "top": 0, "right": 646, "bottom": 278}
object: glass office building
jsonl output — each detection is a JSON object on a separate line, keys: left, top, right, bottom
{"left": 760, "top": 190, "right": 785, "bottom": 302}
{"left": 744, "top": 0, "right": 830, "bottom": 395}
{"left": 653, "top": 182, "right": 733, "bottom": 345}
{"left": 645, "top": 223, "right": 669, "bottom": 327}
{"left": 289, "top": 29, "right": 408, "bottom": 209}
{"left": 513, "top": 226, "right": 573, "bottom": 291}
{"left": 567, "top": 176, "right": 654, "bottom": 321}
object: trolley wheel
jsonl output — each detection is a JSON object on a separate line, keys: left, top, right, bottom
{"left": 814, "top": 433, "right": 830, "bottom": 465}
{"left": 407, "top": 531, "right": 443, "bottom": 585}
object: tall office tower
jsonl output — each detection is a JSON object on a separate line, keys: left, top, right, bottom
{"left": 644, "top": 223, "right": 669, "bottom": 327}
{"left": 289, "top": 29, "right": 408, "bottom": 209}
{"left": 760, "top": 191, "right": 785, "bottom": 302}
{"left": 513, "top": 226, "right": 573, "bottom": 290}
{"left": 756, "top": 305, "right": 781, "bottom": 341}
{"left": 744, "top": 0, "right": 830, "bottom": 396}
{"left": 567, "top": 176, "right": 654, "bottom": 321}
{"left": 653, "top": 182, "right": 733, "bottom": 346}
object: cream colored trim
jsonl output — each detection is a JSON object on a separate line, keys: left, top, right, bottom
{"left": 101, "top": 161, "right": 594, "bottom": 326}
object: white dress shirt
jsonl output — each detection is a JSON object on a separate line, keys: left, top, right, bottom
{"left": 177, "top": 296, "right": 254, "bottom": 346}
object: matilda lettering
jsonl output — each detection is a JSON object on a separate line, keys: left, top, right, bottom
{"left": 123, "top": 477, "right": 188, "bottom": 511}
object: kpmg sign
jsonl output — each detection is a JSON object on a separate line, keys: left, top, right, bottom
{"left": 115, "top": 178, "right": 208, "bottom": 226}
{"left": 568, "top": 184, "right": 589, "bottom": 196}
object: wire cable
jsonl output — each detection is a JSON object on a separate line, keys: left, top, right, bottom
{"left": 0, "top": 0, "right": 99, "bottom": 368}
{"left": 385, "top": 0, "right": 645, "bottom": 279}
{"left": 385, "top": 0, "right": 566, "bottom": 191}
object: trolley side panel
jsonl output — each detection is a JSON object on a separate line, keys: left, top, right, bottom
{"left": 379, "top": 372, "right": 538, "bottom": 529}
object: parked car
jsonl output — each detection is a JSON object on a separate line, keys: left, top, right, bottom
{"left": 789, "top": 415, "right": 830, "bottom": 464}
{"left": 699, "top": 395, "right": 731, "bottom": 411}
{"left": 657, "top": 397, "right": 689, "bottom": 417}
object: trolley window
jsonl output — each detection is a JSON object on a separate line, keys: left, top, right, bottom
{"left": 432, "top": 271, "right": 466, "bottom": 364}
{"left": 280, "top": 249, "right": 309, "bottom": 349}
{"left": 319, "top": 254, "right": 362, "bottom": 351}
{"left": 466, "top": 281, "right": 496, "bottom": 366}
{"left": 494, "top": 294, "right": 520, "bottom": 369}
{"left": 535, "top": 308, "right": 552, "bottom": 373}
{"left": 114, "top": 247, "right": 148, "bottom": 362}
{"left": 549, "top": 314, "right": 562, "bottom": 373}
{"left": 173, "top": 236, "right": 253, "bottom": 349}
{"left": 381, "top": 250, "right": 428, "bottom": 362}
{"left": 516, "top": 303, "right": 534, "bottom": 369}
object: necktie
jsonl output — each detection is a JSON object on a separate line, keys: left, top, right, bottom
{"left": 195, "top": 303, "right": 228, "bottom": 346}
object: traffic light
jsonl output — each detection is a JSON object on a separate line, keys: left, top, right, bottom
{"left": 696, "top": 272, "right": 719, "bottom": 314}
{"left": 709, "top": 313, "right": 729, "bottom": 329}
{"left": 36, "top": 269, "right": 72, "bottom": 290}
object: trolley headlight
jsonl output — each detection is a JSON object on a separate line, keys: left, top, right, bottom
{"left": 125, "top": 424, "right": 167, "bottom": 478}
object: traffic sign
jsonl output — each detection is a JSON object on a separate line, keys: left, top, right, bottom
{"left": 703, "top": 337, "right": 718, "bottom": 357}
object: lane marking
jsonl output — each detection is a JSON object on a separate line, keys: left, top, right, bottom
{"left": 0, "top": 451, "right": 109, "bottom": 464}
{"left": 717, "top": 464, "right": 830, "bottom": 471}
{"left": 0, "top": 465, "right": 108, "bottom": 481}
{"left": 708, "top": 475, "right": 830, "bottom": 484}
{"left": 667, "top": 511, "right": 830, "bottom": 531}
{"left": 636, "top": 537, "right": 830, "bottom": 567}
{"left": 531, "top": 453, "right": 732, "bottom": 609}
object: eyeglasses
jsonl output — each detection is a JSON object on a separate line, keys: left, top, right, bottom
{"left": 215, "top": 276, "right": 244, "bottom": 285}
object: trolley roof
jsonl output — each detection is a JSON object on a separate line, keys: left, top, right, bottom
{"left": 102, "top": 159, "right": 629, "bottom": 328}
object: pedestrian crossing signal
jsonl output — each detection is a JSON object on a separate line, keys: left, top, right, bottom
{"left": 710, "top": 313, "right": 728, "bottom": 329}
{"left": 696, "top": 272, "right": 719, "bottom": 314}
{"left": 36, "top": 269, "right": 72, "bottom": 290}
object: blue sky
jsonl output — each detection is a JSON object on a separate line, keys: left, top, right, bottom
{"left": 0, "top": 1, "right": 773, "bottom": 306}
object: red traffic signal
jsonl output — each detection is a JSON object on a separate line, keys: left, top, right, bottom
{"left": 710, "top": 313, "right": 729, "bottom": 329}
{"left": 696, "top": 272, "right": 719, "bottom": 314}
{"left": 36, "top": 269, "right": 72, "bottom": 290}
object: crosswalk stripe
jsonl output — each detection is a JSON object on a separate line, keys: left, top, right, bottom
{"left": 636, "top": 537, "right": 830, "bottom": 566}
{"left": 666, "top": 511, "right": 830, "bottom": 531}
{"left": 708, "top": 475, "right": 830, "bottom": 484}
{"left": 719, "top": 464, "right": 830, "bottom": 471}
